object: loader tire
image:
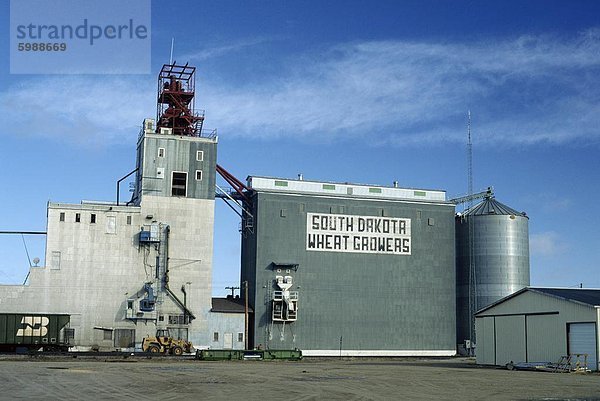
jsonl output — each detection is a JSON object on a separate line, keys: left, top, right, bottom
{"left": 148, "top": 345, "right": 160, "bottom": 353}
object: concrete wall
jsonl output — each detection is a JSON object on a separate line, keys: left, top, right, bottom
{"left": 241, "top": 189, "right": 456, "bottom": 356}
{"left": 475, "top": 290, "right": 599, "bottom": 370}
{"left": 0, "top": 132, "right": 218, "bottom": 351}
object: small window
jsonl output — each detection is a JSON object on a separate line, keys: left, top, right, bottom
{"left": 90, "top": 214, "right": 96, "bottom": 224}
{"left": 158, "top": 148, "right": 165, "bottom": 158}
{"left": 322, "top": 184, "right": 335, "bottom": 190}
{"left": 274, "top": 180, "right": 288, "bottom": 187}
{"left": 280, "top": 209, "right": 286, "bottom": 218}
{"left": 172, "top": 172, "right": 187, "bottom": 197}
{"left": 417, "top": 210, "right": 422, "bottom": 219}
{"left": 157, "top": 167, "right": 164, "bottom": 179}
{"left": 106, "top": 216, "right": 116, "bottom": 234}
{"left": 104, "top": 330, "right": 113, "bottom": 341}
{"left": 51, "top": 251, "right": 61, "bottom": 270}
{"left": 195, "top": 170, "right": 203, "bottom": 181}
{"left": 127, "top": 300, "right": 134, "bottom": 309}
{"left": 238, "top": 333, "right": 244, "bottom": 342}
{"left": 428, "top": 218, "right": 435, "bottom": 226}
{"left": 158, "top": 315, "right": 164, "bottom": 322}
{"left": 75, "top": 213, "right": 81, "bottom": 223}
{"left": 369, "top": 187, "right": 382, "bottom": 194}
{"left": 213, "top": 332, "right": 219, "bottom": 342}
{"left": 196, "top": 150, "right": 204, "bottom": 161}
{"left": 59, "top": 212, "right": 65, "bottom": 222}
{"left": 414, "top": 190, "right": 427, "bottom": 197}
{"left": 169, "top": 315, "right": 185, "bottom": 325}
{"left": 126, "top": 215, "right": 132, "bottom": 225}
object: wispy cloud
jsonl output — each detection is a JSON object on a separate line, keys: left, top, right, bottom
{"left": 0, "top": 77, "right": 154, "bottom": 146}
{"left": 202, "top": 29, "right": 600, "bottom": 145}
{"left": 180, "top": 36, "right": 280, "bottom": 62}
{"left": 530, "top": 231, "right": 568, "bottom": 256}
{"left": 2, "top": 30, "right": 600, "bottom": 147}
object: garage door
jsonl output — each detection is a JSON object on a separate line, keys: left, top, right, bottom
{"left": 114, "top": 329, "right": 135, "bottom": 348}
{"left": 568, "top": 323, "right": 597, "bottom": 371}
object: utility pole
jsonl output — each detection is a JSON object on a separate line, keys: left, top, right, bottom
{"left": 225, "top": 286, "right": 239, "bottom": 297}
{"left": 243, "top": 280, "right": 249, "bottom": 350}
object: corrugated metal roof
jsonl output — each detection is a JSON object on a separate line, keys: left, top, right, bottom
{"left": 476, "top": 287, "right": 600, "bottom": 314}
{"left": 463, "top": 197, "right": 527, "bottom": 217}
{"left": 211, "top": 297, "right": 252, "bottom": 313}
{"left": 529, "top": 288, "right": 600, "bottom": 307}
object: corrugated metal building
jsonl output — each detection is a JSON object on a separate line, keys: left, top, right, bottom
{"left": 475, "top": 287, "right": 600, "bottom": 371}
{"left": 240, "top": 176, "right": 456, "bottom": 356}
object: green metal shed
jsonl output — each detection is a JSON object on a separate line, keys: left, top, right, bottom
{"left": 475, "top": 287, "right": 600, "bottom": 371}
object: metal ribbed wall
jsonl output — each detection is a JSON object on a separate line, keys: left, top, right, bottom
{"left": 241, "top": 186, "right": 457, "bottom": 354}
{"left": 455, "top": 197, "right": 530, "bottom": 348}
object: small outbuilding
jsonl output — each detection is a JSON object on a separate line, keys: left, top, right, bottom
{"left": 208, "top": 297, "right": 252, "bottom": 350}
{"left": 475, "top": 287, "right": 600, "bottom": 371}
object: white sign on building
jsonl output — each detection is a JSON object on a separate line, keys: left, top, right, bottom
{"left": 306, "top": 213, "right": 411, "bottom": 255}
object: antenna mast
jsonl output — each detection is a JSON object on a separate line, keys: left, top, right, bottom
{"left": 169, "top": 38, "right": 174, "bottom": 65}
{"left": 466, "top": 110, "right": 477, "bottom": 355}
{"left": 467, "top": 110, "right": 473, "bottom": 206}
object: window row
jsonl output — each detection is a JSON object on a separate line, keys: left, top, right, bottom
{"left": 279, "top": 206, "right": 428, "bottom": 220}
{"left": 59, "top": 212, "right": 133, "bottom": 228}
{"left": 158, "top": 149, "right": 204, "bottom": 162}
{"left": 212, "top": 332, "right": 244, "bottom": 343}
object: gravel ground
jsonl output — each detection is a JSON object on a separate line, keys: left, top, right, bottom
{"left": 0, "top": 356, "right": 598, "bottom": 400}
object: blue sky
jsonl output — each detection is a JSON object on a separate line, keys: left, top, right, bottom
{"left": 1, "top": 0, "right": 599, "bottom": 295}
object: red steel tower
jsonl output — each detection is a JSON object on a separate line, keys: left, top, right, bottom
{"left": 156, "top": 63, "right": 205, "bottom": 136}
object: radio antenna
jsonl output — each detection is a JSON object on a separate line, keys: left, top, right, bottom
{"left": 169, "top": 38, "right": 175, "bottom": 65}
{"left": 467, "top": 110, "right": 473, "bottom": 205}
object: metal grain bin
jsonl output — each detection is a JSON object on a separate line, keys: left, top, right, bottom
{"left": 455, "top": 197, "right": 530, "bottom": 351}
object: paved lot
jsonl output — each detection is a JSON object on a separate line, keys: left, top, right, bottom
{"left": 0, "top": 356, "right": 598, "bottom": 400}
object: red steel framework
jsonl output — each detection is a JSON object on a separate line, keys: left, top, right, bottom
{"left": 156, "top": 63, "right": 205, "bottom": 136}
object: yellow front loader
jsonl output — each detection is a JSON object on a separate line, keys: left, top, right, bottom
{"left": 142, "top": 329, "right": 193, "bottom": 355}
